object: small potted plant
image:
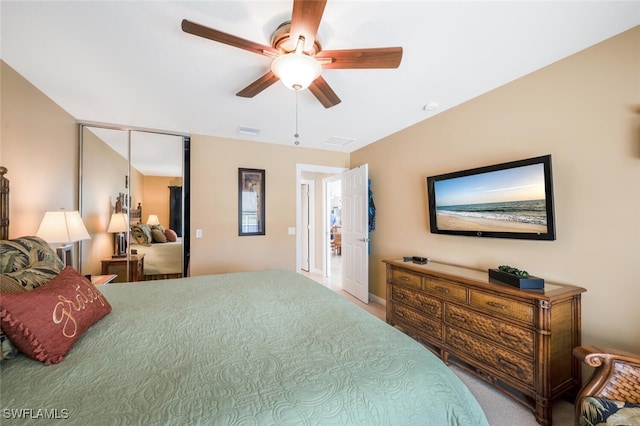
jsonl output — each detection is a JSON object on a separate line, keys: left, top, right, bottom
{"left": 488, "top": 265, "right": 544, "bottom": 289}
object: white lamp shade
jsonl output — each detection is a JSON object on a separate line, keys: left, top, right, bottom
{"left": 146, "top": 214, "right": 160, "bottom": 226}
{"left": 107, "top": 212, "right": 129, "bottom": 233}
{"left": 37, "top": 210, "right": 91, "bottom": 243}
{"left": 271, "top": 53, "right": 321, "bottom": 91}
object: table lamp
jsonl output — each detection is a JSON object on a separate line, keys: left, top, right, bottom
{"left": 146, "top": 214, "right": 160, "bottom": 226}
{"left": 36, "top": 210, "right": 91, "bottom": 268}
{"left": 107, "top": 212, "right": 128, "bottom": 258}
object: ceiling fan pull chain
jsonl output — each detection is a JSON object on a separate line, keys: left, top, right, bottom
{"left": 294, "top": 89, "right": 300, "bottom": 145}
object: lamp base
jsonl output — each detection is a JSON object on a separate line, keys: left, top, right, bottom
{"left": 114, "top": 232, "right": 127, "bottom": 257}
{"left": 56, "top": 245, "right": 73, "bottom": 268}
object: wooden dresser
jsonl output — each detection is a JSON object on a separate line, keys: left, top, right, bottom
{"left": 384, "top": 259, "right": 586, "bottom": 425}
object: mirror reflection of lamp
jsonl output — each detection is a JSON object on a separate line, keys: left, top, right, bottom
{"left": 146, "top": 214, "right": 160, "bottom": 226}
{"left": 107, "top": 212, "right": 128, "bottom": 258}
{"left": 36, "top": 210, "right": 91, "bottom": 268}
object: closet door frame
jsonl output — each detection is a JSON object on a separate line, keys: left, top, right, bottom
{"left": 78, "top": 123, "right": 190, "bottom": 277}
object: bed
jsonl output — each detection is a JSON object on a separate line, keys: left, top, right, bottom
{"left": 127, "top": 203, "right": 183, "bottom": 280}
{"left": 131, "top": 239, "right": 183, "bottom": 280}
{"left": 0, "top": 167, "right": 489, "bottom": 425}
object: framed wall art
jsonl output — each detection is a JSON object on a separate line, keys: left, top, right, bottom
{"left": 238, "top": 168, "right": 265, "bottom": 236}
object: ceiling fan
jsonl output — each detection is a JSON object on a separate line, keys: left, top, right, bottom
{"left": 181, "top": 0, "right": 403, "bottom": 108}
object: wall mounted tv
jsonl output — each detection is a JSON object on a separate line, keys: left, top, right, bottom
{"left": 426, "top": 155, "right": 556, "bottom": 240}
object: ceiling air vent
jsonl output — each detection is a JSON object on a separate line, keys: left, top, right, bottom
{"left": 237, "top": 126, "right": 260, "bottom": 136}
{"left": 323, "top": 136, "right": 354, "bottom": 147}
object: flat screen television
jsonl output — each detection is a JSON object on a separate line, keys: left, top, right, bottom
{"left": 426, "top": 155, "right": 556, "bottom": 240}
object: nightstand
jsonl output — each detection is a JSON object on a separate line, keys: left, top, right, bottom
{"left": 91, "top": 274, "right": 117, "bottom": 285}
{"left": 101, "top": 254, "right": 145, "bottom": 283}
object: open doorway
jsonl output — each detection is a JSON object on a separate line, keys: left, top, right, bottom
{"left": 295, "top": 164, "right": 347, "bottom": 277}
{"left": 297, "top": 163, "right": 371, "bottom": 304}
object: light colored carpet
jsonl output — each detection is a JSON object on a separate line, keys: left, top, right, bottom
{"left": 451, "top": 365, "right": 575, "bottom": 425}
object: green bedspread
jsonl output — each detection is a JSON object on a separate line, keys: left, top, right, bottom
{"left": 0, "top": 270, "right": 488, "bottom": 425}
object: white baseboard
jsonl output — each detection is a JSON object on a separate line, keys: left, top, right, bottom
{"left": 369, "top": 293, "right": 386, "bottom": 306}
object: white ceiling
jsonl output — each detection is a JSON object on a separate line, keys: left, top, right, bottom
{"left": 2, "top": 1, "right": 639, "bottom": 156}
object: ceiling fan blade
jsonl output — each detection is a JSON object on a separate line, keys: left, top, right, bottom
{"left": 316, "top": 47, "right": 403, "bottom": 69}
{"left": 290, "top": 0, "right": 327, "bottom": 49}
{"left": 182, "top": 19, "right": 279, "bottom": 57}
{"left": 308, "top": 76, "right": 341, "bottom": 109}
{"left": 236, "top": 71, "right": 280, "bottom": 98}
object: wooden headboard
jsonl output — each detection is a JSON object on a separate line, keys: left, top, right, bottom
{"left": 114, "top": 192, "right": 142, "bottom": 224}
{"left": 129, "top": 202, "right": 142, "bottom": 224}
{"left": 1, "top": 166, "right": 9, "bottom": 240}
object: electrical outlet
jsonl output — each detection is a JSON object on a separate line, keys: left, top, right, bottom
{"left": 196, "top": 229, "right": 203, "bottom": 238}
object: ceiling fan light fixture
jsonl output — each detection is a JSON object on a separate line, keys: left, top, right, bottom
{"left": 271, "top": 53, "right": 321, "bottom": 91}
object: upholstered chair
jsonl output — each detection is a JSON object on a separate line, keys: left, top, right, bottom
{"left": 573, "top": 345, "right": 640, "bottom": 425}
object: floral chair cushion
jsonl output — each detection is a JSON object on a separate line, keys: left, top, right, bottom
{"left": 579, "top": 397, "right": 640, "bottom": 426}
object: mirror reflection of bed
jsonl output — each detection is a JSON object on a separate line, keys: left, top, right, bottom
{"left": 128, "top": 203, "right": 183, "bottom": 281}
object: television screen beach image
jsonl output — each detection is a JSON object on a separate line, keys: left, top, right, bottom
{"left": 433, "top": 163, "right": 548, "bottom": 234}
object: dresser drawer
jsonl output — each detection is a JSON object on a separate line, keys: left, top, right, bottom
{"left": 423, "top": 277, "right": 467, "bottom": 303}
{"left": 446, "top": 327, "right": 534, "bottom": 386}
{"left": 392, "top": 285, "right": 441, "bottom": 318}
{"left": 469, "top": 290, "right": 534, "bottom": 324}
{"left": 445, "top": 304, "right": 534, "bottom": 357}
{"left": 392, "top": 304, "right": 443, "bottom": 341}
{"left": 390, "top": 268, "right": 422, "bottom": 289}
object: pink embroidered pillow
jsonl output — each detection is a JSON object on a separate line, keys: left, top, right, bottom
{"left": 164, "top": 228, "right": 178, "bottom": 242}
{"left": 0, "top": 267, "right": 112, "bottom": 364}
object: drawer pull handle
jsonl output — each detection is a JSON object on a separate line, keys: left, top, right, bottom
{"left": 396, "top": 293, "right": 405, "bottom": 299}
{"left": 498, "top": 331, "right": 519, "bottom": 342}
{"left": 422, "top": 323, "right": 435, "bottom": 332}
{"left": 399, "top": 276, "right": 411, "bottom": 282}
{"left": 395, "top": 310, "right": 405, "bottom": 318}
{"left": 449, "top": 313, "right": 467, "bottom": 323}
{"left": 498, "top": 358, "right": 523, "bottom": 374}
{"left": 434, "top": 286, "right": 449, "bottom": 294}
{"left": 487, "top": 301, "right": 507, "bottom": 310}
{"left": 421, "top": 303, "right": 437, "bottom": 313}
{"left": 451, "top": 336, "right": 467, "bottom": 349}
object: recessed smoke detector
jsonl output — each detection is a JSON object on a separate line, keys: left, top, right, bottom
{"left": 323, "top": 136, "right": 354, "bottom": 147}
{"left": 237, "top": 126, "right": 261, "bottom": 136}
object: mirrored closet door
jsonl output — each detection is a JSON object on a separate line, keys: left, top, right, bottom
{"left": 79, "top": 124, "right": 190, "bottom": 282}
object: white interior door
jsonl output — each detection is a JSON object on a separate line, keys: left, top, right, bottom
{"left": 300, "top": 183, "right": 310, "bottom": 272}
{"left": 341, "top": 164, "right": 369, "bottom": 303}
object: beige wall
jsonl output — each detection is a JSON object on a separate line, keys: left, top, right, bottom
{"left": 0, "top": 61, "right": 77, "bottom": 238}
{"left": 189, "top": 135, "right": 349, "bottom": 275}
{"left": 351, "top": 26, "right": 640, "bottom": 353}
{"left": 142, "top": 176, "right": 182, "bottom": 229}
